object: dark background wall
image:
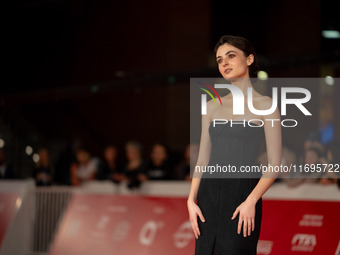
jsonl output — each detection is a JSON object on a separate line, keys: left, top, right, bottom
{"left": 0, "top": 0, "right": 339, "bottom": 176}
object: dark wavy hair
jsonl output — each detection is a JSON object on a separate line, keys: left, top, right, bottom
{"left": 214, "top": 35, "right": 260, "bottom": 78}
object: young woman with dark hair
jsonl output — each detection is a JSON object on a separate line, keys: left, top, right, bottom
{"left": 187, "top": 35, "right": 282, "bottom": 254}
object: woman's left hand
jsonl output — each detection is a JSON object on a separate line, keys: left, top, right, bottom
{"left": 231, "top": 199, "right": 256, "bottom": 237}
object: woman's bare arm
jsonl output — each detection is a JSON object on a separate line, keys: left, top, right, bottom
{"left": 231, "top": 97, "right": 282, "bottom": 237}
{"left": 187, "top": 103, "right": 213, "bottom": 239}
{"left": 246, "top": 99, "right": 282, "bottom": 204}
{"left": 187, "top": 111, "right": 212, "bottom": 203}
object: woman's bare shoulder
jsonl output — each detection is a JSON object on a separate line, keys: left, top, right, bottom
{"left": 206, "top": 97, "right": 221, "bottom": 110}
{"left": 253, "top": 92, "right": 274, "bottom": 110}
{"left": 204, "top": 98, "right": 221, "bottom": 122}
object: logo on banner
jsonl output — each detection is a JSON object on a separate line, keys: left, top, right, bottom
{"left": 335, "top": 240, "right": 340, "bottom": 255}
{"left": 112, "top": 220, "right": 130, "bottom": 242}
{"left": 291, "top": 234, "right": 316, "bottom": 252}
{"left": 139, "top": 220, "right": 164, "bottom": 246}
{"left": 299, "top": 214, "right": 323, "bottom": 227}
{"left": 173, "top": 221, "right": 195, "bottom": 249}
{"left": 257, "top": 240, "right": 273, "bottom": 255}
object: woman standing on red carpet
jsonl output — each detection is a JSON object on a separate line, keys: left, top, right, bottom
{"left": 187, "top": 35, "right": 282, "bottom": 254}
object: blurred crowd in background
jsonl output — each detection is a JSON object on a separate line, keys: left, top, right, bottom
{"left": 0, "top": 140, "right": 194, "bottom": 188}
{"left": 1, "top": 134, "right": 339, "bottom": 190}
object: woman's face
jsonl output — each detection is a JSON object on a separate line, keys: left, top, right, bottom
{"left": 216, "top": 43, "right": 253, "bottom": 79}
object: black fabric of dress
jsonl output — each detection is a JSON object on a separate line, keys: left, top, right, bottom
{"left": 195, "top": 121, "right": 265, "bottom": 255}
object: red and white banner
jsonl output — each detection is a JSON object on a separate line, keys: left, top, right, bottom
{"left": 49, "top": 194, "right": 340, "bottom": 255}
{"left": 258, "top": 200, "right": 340, "bottom": 255}
{"left": 49, "top": 194, "right": 194, "bottom": 255}
{"left": 0, "top": 192, "right": 19, "bottom": 247}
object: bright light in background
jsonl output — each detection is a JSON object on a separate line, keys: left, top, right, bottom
{"left": 322, "top": 30, "right": 340, "bottom": 39}
{"left": 325, "top": 76, "right": 334, "bottom": 86}
{"left": 257, "top": 70, "right": 268, "bottom": 80}
{"left": 16, "top": 197, "right": 22, "bottom": 209}
{"left": 25, "top": 146, "right": 33, "bottom": 155}
{"left": 33, "top": 153, "right": 40, "bottom": 163}
{"left": 0, "top": 139, "right": 5, "bottom": 148}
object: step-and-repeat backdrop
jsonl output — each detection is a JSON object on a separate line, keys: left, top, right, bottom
{"left": 49, "top": 194, "right": 340, "bottom": 255}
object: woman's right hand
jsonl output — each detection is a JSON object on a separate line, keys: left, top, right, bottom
{"left": 187, "top": 200, "right": 205, "bottom": 239}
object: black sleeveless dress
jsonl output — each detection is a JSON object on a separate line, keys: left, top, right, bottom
{"left": 195, "top": 121, "right": 265, "bottom": 255}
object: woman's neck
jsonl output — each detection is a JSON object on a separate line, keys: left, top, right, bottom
{"left": 230, "top": 78, "right": 253, "bottom": 98}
